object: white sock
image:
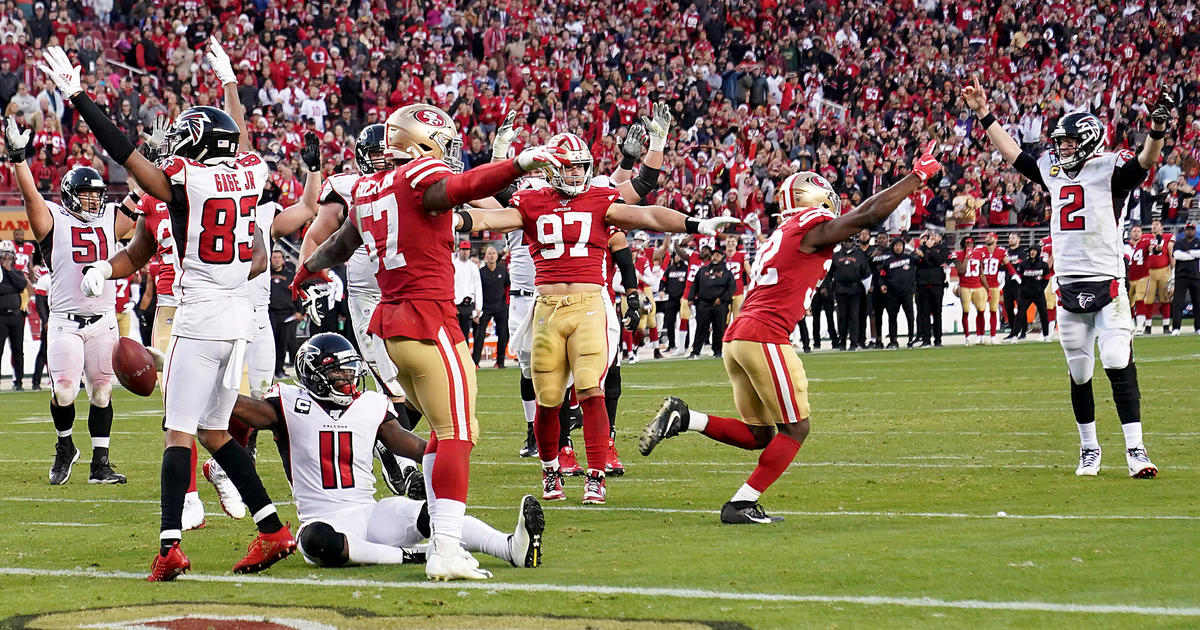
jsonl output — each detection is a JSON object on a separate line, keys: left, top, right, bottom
{"left": 92, "top": 436, "right": 110, "bottom": 449}
{"left": 394, "top": 455, "right": 417, "bottom": 470}
{"left": 1121, "top": 422, "right": 1143, "bottom": 450}
{"left": 56, "top": 429, "right": 72, "bottom": 438}
{"left": 688, "top": 410, "right": 709, "bottom": 432}
{"left": 431, "top": 498, "right": 466, "bottom": 545}
{"left": 730, "top": 483, "right": 762, "bottom": 503}
{"left": 1136, "top": 314, "right": 1146, "bottom": 329}
{"left": 461, "top": 515, "right": 511, "bottom": 563}
{"left": 522, "top": 401, "right": 536, "bottom": 425}
{"left": 346, "top": 533, "right": 413, "bottom": 564}
{"left": 1077, "top": 422, "right": 1099, "bottom": 449}
{"left": 422, "top": 452, "right": 437, "bottom": 525}
{"left": 540, "top": 457, "right": 560, "bottom": 471}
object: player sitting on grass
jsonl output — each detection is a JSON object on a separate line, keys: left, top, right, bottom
{"left": 230, "top": 333, "right": 544, "bottom": 571}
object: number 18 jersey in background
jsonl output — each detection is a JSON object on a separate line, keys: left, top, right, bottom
{"left": 725, "top": 207, "right": 837, "bottom": 344}
{"left": 510, "top": 184, "right": 621, "bottom": 287}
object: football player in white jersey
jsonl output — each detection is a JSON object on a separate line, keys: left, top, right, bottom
{"left": 229, "top": 333, "right": 544, "bottom": 570}
{"left": 6, "top": 120, "right": 134, "bottom": 486}
{"left": 963, "top": 76, "right": 1170, "bottom": 478}
{"left": 41, "top": 39, "right": 296, "bottom": 580}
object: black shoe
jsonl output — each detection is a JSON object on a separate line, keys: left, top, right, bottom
{"left": 813, "top": 342, "right": 822, "bottom": 350}
{"left": 933, "top": 340, "right": 943, "bottom": 347}
{"left": 518, "top": 430, "right": 538, "bottom": 458}
{"left": 712, "top": 353, "right": 722, "bottom": 358}
{"left": 639, "top": 396, "right": 689, "bottom": 456}
{"left": 32, "top": 383, "right": 42, "bottom": 391}
{"left": 1143, "top": 326, "right": 1152, "bottom": 335}
{"left": 653, "top": 348, "right": 663, "bottom": 359}
{"left": 12, "top": 383, "right": 23, "bottom": 392}
{"left": 919, "top": 341, "right": 931, "bottom": 347}
{"left": 802, "top": 346, "right": 811, "bottom": 354}
{"left": 847, "top": 344, "right": 859, "bottom": 351}
{"left": 402, "top": 467, "right": 426, "bottom": 501}
{"left": 374, "top": 441, "right": 409, "bottom": 495}
{"left": 720, "top": 500, "right": 784, "bottom": 524}
{"left": 88, "top": 455, "right": 127, "bottom": 484}
{"left": 49, "top": 443, "right": 80, "bottom": 485}
{"left": 886, "top": 341, "right": 899, "bottom": 349}
{"left": 495, "top": 362, "right": 506, "bottom": 369}
{"left": 274, "top": 371, "right": 287, "bottom": 380}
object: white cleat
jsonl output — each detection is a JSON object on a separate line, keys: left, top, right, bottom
{"left": 1075, "top": 447, "right": 1101, "bottom": 476}
{"left": 182, "top": 491, "right": 206, "bottom": 530}
{"left": 988, "top": 335, "right": 998, "bottom": 345}
{"left": 1042, "top": 335, "right": 1053, "bottom": 343}
{"left": 1170, "top": 329, "right": 1181, "bottom": 336}
{"left": 202, "top": 459, "right": 247, "bottom": 519}
{"left": 426, "top": 537, "right": 492, "bottom": 581}
{"left": 1126, "top": 446, "right": 1158, "bottom": 478}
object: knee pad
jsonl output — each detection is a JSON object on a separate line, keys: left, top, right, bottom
{"left": 1098, "top": 338, "right": 1133, "bottom": 370}
{"left": 299, "top": 522, "right": 348, "bottom": 567}
{"left": 1065, "top": 354, "right": 1094, "bottom": 385}
{"left": 519, "top": 351, "right": 533, "bottom": 379}
{"left": 53, "top": 380, "right": 80, "bottom": 407}
{"left": 90, "top": 381, "right": 112, "bottom": 408}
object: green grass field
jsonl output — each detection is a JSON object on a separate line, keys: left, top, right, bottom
{"left": 1, "top": 337, "right": 1198, "bottom": 629}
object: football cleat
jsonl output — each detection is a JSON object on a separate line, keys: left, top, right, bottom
{"left": 426, "top": 537, "right": 492, "bottom": 581}
{"left": 1075, "top": 447, "right": 1102, "bottom": 476}
{"left": 49, "top": 443, "right": 80, "bottom": 485}
{"left": 720, "top": 501, "right": 784, "bottom": 524}
{"left": 147, "top": 542, "right": 191, "bottom": 582}
{"left": 203, "top": 459, "right": 247, "bottom": 519}
{"left": 581, "top": 469, "right": 606, "bottom": 505}
{"left": 508, "top": 494, "right": 545, "bottom": 568}
{"left": 604, "top": 439, "right": 625, "bottom": 476}
{"left": 402, "top": 547, "right": 427, "bottom": 564}
{"left": 558, "top": 445, "right": 583, "bottom": 476}
{"left": 402, "top": 467, "right": 426, "bottom": 501}
{"left": 1126, "top": 447, "right": 1158, "bottom": 478}
{"left": 88, "top": 455, "right": 127, "bottom": 484}
{"left": 639, "top": 396, "right": 689, "bottom": 456}
{"left": 541, "top": 468, "right": 565, "bottom": 501}
{"left": 232, "top": 524, "right": 297, "bottom": 574}
{"left": 518, "top": 428, "right": 538, "bottom": 458}
{"left": 182, "top": 492, "right": 206, "bottom": 530}
{"left": 375, "top": 441, "right": 408, "bottom": 496}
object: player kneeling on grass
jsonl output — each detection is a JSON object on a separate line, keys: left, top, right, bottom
{"left": 230, "top": 333, "right": 544, "bottom": 572}
{"left": 639, "top": 146, "right": 942, "bottom": 524}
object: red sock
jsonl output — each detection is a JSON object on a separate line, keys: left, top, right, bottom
{"left": 425, "top": 431, "right": 438, "bottom": 455}
{"left": 680, "top": 318, "right": 689, "bottom": 332}
{"left": 975, "top": 312, "right": 984, "bottom": 335}
{"left": 1161, "top": 303, "right": 1170, "bottom": 322}
{"left": 1048, "top": 307, "right": 1056, "bottom": 323}
{"left": 649, "top": 327, "right": 659, "bottom": 343}
{"left": 579, "top": 395, "right": 610, "bottom": 472}
{"left": 702, "top": 415, "right": 761, "bottom": 449}
{"left": 227, "top": 417, "right": 252, "bottom": 447}
{"left": 430, "top": 439, "right": 472, "bottom": 502}
{"left": 961, "top": 313, "right": 970, "bottom": 337}
{"left": 534, "top": 405, "right": 561, "bottom": 464}
{"left": 621, "top": 329, "right": 633, "bottom": 352}
{"left": 746, "top": 433, "right": 803, "bottom": 493}
{"left": 989, "top": 311, "right": 997, "bottom": 336}
{"left": 187, "top": 440, "right": 198, "bottom": 493}
{"left": 567, "top": 387, "right": 579, "bottom": 408}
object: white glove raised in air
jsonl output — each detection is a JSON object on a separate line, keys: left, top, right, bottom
{"left": 643, "top": 102, "right": 673, "bottom": 152}
{"left": 303, "top": 283, "right": 333, "bottom": 327}
{"left": 491, "top": 110, "right": 519, "bottom": 161}
{"left": 515, "top": 145, "right": 570, "bottom": 172}
{"left": 80, "top": 260, "right": 112, "bottom": 298}
{"left": 37, "top": 47, "right": 82, "bottom": 97}
{"left": 206, "top": 36, "right": 237, "bottom": 85}
{"left": 4, "top": 117, "right": 30, "bottom": 162}
{"left": 140, "top": 113, "right": 170, "bottom": 153}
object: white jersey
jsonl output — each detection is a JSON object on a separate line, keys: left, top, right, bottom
{"left": 264, "top": 383, "right": 390, "bottom": 523}
{"left": 320, "top": 172, "right": 379, "bottom": 296}
{"left": 44, "top": 200, "right": 116, "bottom": 315}
{"left": 162, "top": 151, "right": 269, "bottom": 339}
{"left": 249, "top": 201, "right": 281, "bottom": 309}
{"left": 1037, "top": 150, "right": 1141, "bottom": 280}
{"left": 505, "top": 229, "right": 535, "bottom": 292}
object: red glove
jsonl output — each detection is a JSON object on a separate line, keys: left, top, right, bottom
{"left": 289, "top": 264, "right": 331, "bottom": 300}
{"left": 911, "top": 140, "right": 942, "bottom": 184}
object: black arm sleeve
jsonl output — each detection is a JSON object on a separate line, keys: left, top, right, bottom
{"left": 613, "top": 246, "right": 638, "bottom": 292}
{"left": 493, "top": 183, "right": 517, "bottom": 207}
{"left": 1111, "top": 158, "right": 1150, "bottom": 200}
{"left": 630, "top": 165, "right": 661, "bottom": 200}
{"left": 69, "top": 93, "right": 137, "bottom": 164}
{"left": 1012, "top": 152, "right": 1046, "bottom": 188}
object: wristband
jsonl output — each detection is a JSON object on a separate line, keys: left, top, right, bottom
{"left": 455, "top": 210, "right": 473, "bottom": 233}
{"left": 685, "top": 217, "right": 701, "bottom": 234}
{"left": 1149, "top": 128, "right": 1166, "bottom": 140}
{"left": 620, "top": 153, "right": 637, "bottom": 170}
{"left": 7, "top": 147, "right": 24, "bottom": 163}
{"left": 978, "top": 113, "right": 997, "bottom": 129}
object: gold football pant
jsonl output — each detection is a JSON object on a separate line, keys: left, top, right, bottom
{"left": 385, "top": 332, "right": 478, "bottom": 444}
{"left": 723, "top": 339, "right": 811, "bottom": 426}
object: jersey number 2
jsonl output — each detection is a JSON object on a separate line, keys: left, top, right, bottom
{"left": 1058, "top": 185, "right": 1085, "bottom": 231}
{"left": 198, "top": 196, "right": 257, "bottom": 264}
{"left": 319, "top": 430, "right": 354, "bottom": 490}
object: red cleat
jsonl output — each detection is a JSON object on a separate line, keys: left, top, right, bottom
{"left": 147, "top": 542, "right": 191, "bottom": 582}
{"left": 558, "top": 445, "right": 584, "bottom": 476}
{"left": 605, "top": 439, "right": 625, "bottom": 476}
{"left": 541, "top": 468, "right": 565, "bottom": 501}
{"left": 232, "top": 524, "right": 296, "bottom": 574}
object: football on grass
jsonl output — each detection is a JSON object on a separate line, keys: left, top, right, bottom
{"left": 112, "top": 337, "right": 157, "bottom": 396}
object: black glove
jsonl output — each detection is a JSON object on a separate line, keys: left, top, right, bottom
{"left": 299, "top": 131, "right": 321, "bottom": 172}
{"left": 1150, "top": 87, "right": 1176, "bottom": 126}
{"left": 623, "top": 291, "right": 644, "bottom": 332}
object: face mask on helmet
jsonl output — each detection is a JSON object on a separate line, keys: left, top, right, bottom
{"left": 61, "top": 168, "right": 108, "bottom": 222}
{"left": 1050, "top": 114, "right": 1103, "bottom": 171}
{"left": 296, "top": 336, "right": 366, "bottom": 407}
{"left": 548, "top": 158, "right": 593, "bottom": 196}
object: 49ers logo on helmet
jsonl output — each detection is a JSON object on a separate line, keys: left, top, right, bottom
{"left": 812, "top": 175, "right": 831, "bottom": 189}
{"left": 413, "top": 109, "right": 447, "bottom": 126}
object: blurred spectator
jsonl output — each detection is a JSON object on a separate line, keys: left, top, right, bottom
{"left": 453, "top": 240, "right": 481, "bottom": 342}
{"left": 268, "top": 250, "right": 302, "bottom": 379}
{"left": 473, "top": 245, "right": 509, "bottom": 368}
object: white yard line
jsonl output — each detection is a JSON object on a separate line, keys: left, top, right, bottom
{"left": 16, "top": 522, "right": 105, "bottom": 527}
{"left": 0, "top": 566, "right": 1196, "bottom": 617}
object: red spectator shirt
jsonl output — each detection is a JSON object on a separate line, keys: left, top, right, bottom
{"left": 10, "top": 241, "right": 34, "bottom": 274}
{"left": 954, "top": 247, "right": 987, "bottom": 288}
{"left": 1142, "top": 233, "right": 1173, "bottom": 270}
{"left": 614, "top": 97, "right": 638, "bottom": 126}
{"left": 981, "top": 245, "right": 1007, "bottom": 287}
{"left": 1040, "top": 236, "right": 1055, "bottom": 278}
{"left": 724, "top": 207, "right": 837, "bottom": 344}
{"left": 304, "top": 45, "right": 330, "bottom": 76}
{"left": 511, "top": 184, "right": 620, "bottom": 286}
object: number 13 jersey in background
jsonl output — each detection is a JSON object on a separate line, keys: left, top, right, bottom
{"left": 510, "top": 184, "right": 620, "bottom": 287}
{"left": 162, "top": 152, "right": 269, "bottom": 340}
{"left": 725, "top": 207, "right": 837, "bottom": 344}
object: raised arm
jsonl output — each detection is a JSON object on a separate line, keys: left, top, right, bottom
{"left": 302, "top": 211, "right": 363, "bottom": 274}
{"left": 962, "top": 75, "right": 1023, "bottom": 166}
{"left": 1137, "top": 88, "right": 1173, "bottom": 170}
{"left": 272, "top": 133, "right": 323, "bottom": 238}
{"left": 5, "top": 119, "right": 52, "bottom": 239}
{"left": 615, "top": 105, "right": 670, "bottom": 203}
{"left": 299, "top": 201, "right": 346, "bottom": 264}
{"left": 606, "top": 202, "right": 738, "bottom": 235}
{"left": 206, "top": 37, "right": 251, "bottom": 152}
{"left": 422, "top": 145, "right": 568, "bottom": 214}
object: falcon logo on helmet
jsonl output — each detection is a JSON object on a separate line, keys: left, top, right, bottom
{"left": 164, "top": 106, "right": 241, "bottom": 163}
{"left": 384, "top": 104, "right": 463, "bottom": 173}
{"left": 545, "top": 133, "right": 593, "bottom": 196}
{"left": 355, "top": 123, "right": 387, "bottom": 174}
{"left": 295, "top": 333, "right": 366, "bottom": 408}
{"left": 1050, "top": 112, "right": 1104, "bottom": 171}
{"left": 778, "top": 171, "right": 841, "bottom": 219}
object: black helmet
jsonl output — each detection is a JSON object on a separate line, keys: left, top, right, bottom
{"left": 1050, "top": 112, "right": 1104, "bottom": 171}
{"left": 164, "top": 106, "right": 241, "bottom": 163}
{"left": 295, "top": 333, "right": 366, "bottom": 407}
{"left": 355, "top": 124, "right": 387, "bottom": 174}
{"left": 60, "top": 167, "right": 107, "bottom": 222}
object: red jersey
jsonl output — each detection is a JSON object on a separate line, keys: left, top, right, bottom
{"left": 350, "top": 157, "right": 458, "bottom": 342}
{"left": 683, "top": 250, "right": 703, "bottom": 299}
{"left": 725, "top": 207, "right": 837, "bottom": 344}
{"left": 724, "top": 250, "right": 747, "bottom": 295}
{"left": 981, "top": 245, "right": 1007, "bottom": 287}
{"left": 954, "top": 247, "right": 986, "bottom": 288}
{"left": 139, "top": 194, "right": 177, "bottom": 299}
{"left": 1127, "top": 238, "right": 1149, "bottom": 281}
{"left": 1040, "top": 236, "right": 1054, "bottom": 276}
{"left": 114, "top": 276, "right": 132, "bottom": 313}
{"left": 10, "top": 241, "right": 34, "bottom": 274}
{"left": 510, "top": 184, "right": 620, "bottom": 286}
{"left": 1143, "top": 233, "right": 1173, "bottom": 269}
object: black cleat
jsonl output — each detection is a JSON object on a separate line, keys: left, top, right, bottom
{"left": 508, "top": 494, "right": 545, "bottom": 567}
{"left": 720, "top": 501, "right": 784, "bottom": 524}
{"left": 88, "top": 455, "right": 127, "bottom": 484}
{"left": 518, "top": 429, "right": 538, "bottom": 458}
{"left": 403, "top": 467, "right": 426, "bottom": 501}
{"left": 374, "top": 441, "right": 408, "bottom": 495}
{"left": 49, "top": 443, "right": 80, "bottom": 485}
{"left": 402, "top": 547, "right": 428, "bottom": 564}
{"left": 639, "top": 396, "right": 689, "bottom": 456}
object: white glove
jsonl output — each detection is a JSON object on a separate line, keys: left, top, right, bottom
{"left": 4, "top": 117, "right": 30, "bottom": 160}
{"left": 695, "top": 216, "right": 741, "bottom": 236}
{"left": 643, "top": 102, "right": 672, "bottom": 152}
{"left": 80, "top": 260, "right": 112, "bottom": 298}
{"left": 1013, "top": 275, "right": 1022, "bottom": 284}
{"left": 37, "top": 46, "right": 82, "bottom": 97}
{"left": 206, "top": 36, "right": 237, "bottom": 85}
{"left": 145, "top": 345, "right": 166, "bottom": 372}
{"left": 140, "top": 113, "right": 170, "bottom": 153}
{"left": 303, "top": 283, "right": 332, "bottom": 326}
{"left": 515, "top": 145, "right": 569, "bottom": 172}
{"left": 491, "top": 110, "right": 519, "bottom": 161}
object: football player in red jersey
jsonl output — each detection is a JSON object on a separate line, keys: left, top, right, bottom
{"left": 456, "top": 132, "right": 738, "bottom": 506}
{"left": 1142, "top": 219, "right": 1174, "bottom": 334}
{"left": 638, "top": 145, "right": 941, "bottom": 523}
{"left": 295, "top": 104, "right": 567, "bottom": 580}
{"left": 953, "top": 235, "right": 989, "bottom": 344}
{"left": 981, "top": 232, "right": 1008, "bottom": 344}
{"left": 1124, "top": 225, "right": 1151, "bottom": 331}
{"left": 723, "top": 234, "right": 748, "bottom": 323}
